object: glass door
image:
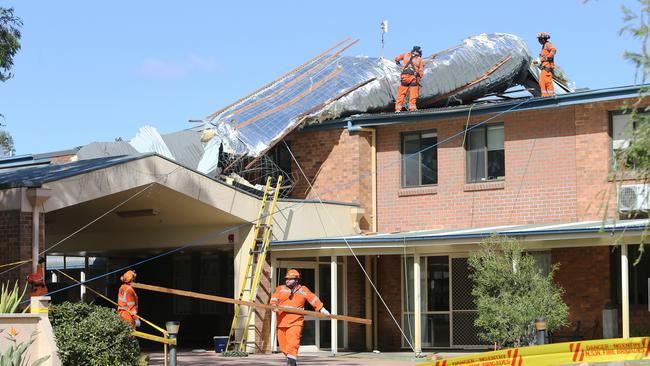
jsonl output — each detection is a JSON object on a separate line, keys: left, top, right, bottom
{"left": 277, "top": 264, "right": 318, "bottom": 350}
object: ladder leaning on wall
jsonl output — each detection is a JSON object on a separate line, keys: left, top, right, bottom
{"left": 224, "top": 175, "right": 282, "bottom": 354}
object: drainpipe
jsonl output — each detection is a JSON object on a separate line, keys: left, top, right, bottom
{"left": 26, "top": 188, "right": 51, "bottom": 273}
{"left": 346, "top": 121, "right": 377, "bottom": 233}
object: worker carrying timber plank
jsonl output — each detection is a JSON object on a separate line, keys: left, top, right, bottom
{"left": 536, "top": 32, "right": 556, "bottom": 97}
{"left": 27, "top": 257, "right": 48, "bottom": 297}
{"left": 271, "top": 269, "right": 329, "bottom": 366}
{"left": 395, "top": 45, "right": 424, "bottom": 112}
{"left": 117, "top": 270, "right": 141, "bottom": 329}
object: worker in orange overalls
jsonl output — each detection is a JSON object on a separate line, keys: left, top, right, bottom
{"left": 27, "top": 257, "right": 48, "bottom": 297}
{"left": 537, "top": 32, "right": 556, "bottom": 97}
{"left": 117, "top": 270, "right": 140, "bottom": 329}
{"left": 395, "top": 46, "right": 425, "bottom": 112}
{"left": 271, "top": 269, "right": 329, "bottom": 366}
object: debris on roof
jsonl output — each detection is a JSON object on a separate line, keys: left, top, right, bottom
{"left": 202, "top": 33, "right": 571, "bottom": 161}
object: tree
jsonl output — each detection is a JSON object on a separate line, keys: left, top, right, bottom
{"left": 609, "top": 1, "right": 650, "bottom": 262}
{"left": 0, "top": 7, "right": 21, "bottom": 156}
{"left": 468, "top": 235, "right": 569, "bottom": 348}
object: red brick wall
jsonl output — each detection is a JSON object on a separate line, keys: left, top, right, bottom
{"left": 0, "top": 210, "right": 44, "bottom": 293}
{"left": 376, "top": 255, "right": 402, "bottom": 351}
{"left": 287, "top": 129, "right": 373, "bottom": 230}
{"left": 346, "top": 256, "right": 366, "bottom": 351}
{"left": 374, "top": 98, "right": 638, "bottom": 232}
{"left": 552, "top": 246, "right": 611, "bottom": 340}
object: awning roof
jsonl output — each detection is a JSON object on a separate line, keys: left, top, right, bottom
{"left": 270, "top": 219, "right": 650, "bottom": 247}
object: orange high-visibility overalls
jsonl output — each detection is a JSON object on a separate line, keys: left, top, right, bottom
{"left": 395, "top": 52, "right": 424, "bottom": 111}
{"left": 539, "top": 41, "right": 556, "bottom": 97}
{"left": 270, "top": 284, "right": 324, "bottom": 360}
{"left": 117, "top": 284, "right": 138, "bottom": 328}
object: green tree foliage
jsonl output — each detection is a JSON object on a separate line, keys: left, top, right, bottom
{"left": 0, "top": 7, "right": 21, "bottom": 156}
{"left": 49, "top": 302, "right": 140, "bottom": 366}
{"left": 0, "top": 7, "right": 21, "bottom": 82}
{"left": 468, "top": 235, "right": 569, "bottom": 348}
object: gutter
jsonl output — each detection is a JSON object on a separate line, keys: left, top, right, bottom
{"left": 304, "top": 84, "right": 644, "bottom": 131}
{"left": 270, "top": 224, "right": 648, "bottom": 247}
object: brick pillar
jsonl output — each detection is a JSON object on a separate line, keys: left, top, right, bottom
{"left": 552, "top": 246, "right": 611, "bottom": 340}
{"left": 0, "top": 210, "right": 44, "bottom": 292}
{"left": 254, "top": 255, "right": 273, "bottom": 353}
{"left": 376, "top": 255, "right": 402, "bottom": 351}
{"left": 346, "top": 256, "right": 366, "bottom": 351}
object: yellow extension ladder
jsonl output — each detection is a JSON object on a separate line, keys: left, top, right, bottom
{"left": 225, "top": 176, "right": 282, "bottom": 353}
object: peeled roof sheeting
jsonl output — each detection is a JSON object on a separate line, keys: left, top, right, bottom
{"left": 77, "top": 141, "right": 139, "bottom": 160}
{"left": 207, "top": 33, "right": 533, "bottom": 157}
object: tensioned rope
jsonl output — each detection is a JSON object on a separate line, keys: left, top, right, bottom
{"left": 283, "top": 139, "right": 416, "bottom": 351}
{"left": 17, "top": 97, "right": 534, "bottom": 314}
{"left": 0, "top": 167, "right": 182, "bottom": 277}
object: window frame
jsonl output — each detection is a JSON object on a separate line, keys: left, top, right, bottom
{"left": 608, "top": 110, "right": 649, "bottom": 171}
{"left": 465, "top": 123, "right": 505, "bottom": 183}
{"left": 400, "top": 130, "right": 438, "bottom": 188}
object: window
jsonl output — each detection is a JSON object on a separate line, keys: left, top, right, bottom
{"left": 611, "top": 245, "right": 649, "bottom": 306}
{"left": 265, "top": 141, "right": 292, "bottom": 181}
{"left": 610, "top": 112, "right": 649, "bottom": 169}
{"left": 401, "top": 131, "right": 438, "bottom": 187}
{"left": 402, "top": 256, "right": 450, "bottom": 348}
{"left": 466, "top": 124, "right": 504, "bottom": 183}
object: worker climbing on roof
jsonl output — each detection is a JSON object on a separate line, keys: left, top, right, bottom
{"left": 27, "top": 257, "right": 48, "bottom": 297}
{"left": 117, "top": 270, "right": 140, "bottom": 329}
{"left": 395, "top": 45, "right": 425, "bottom": 112}
{"left": 536, "top": 32, "right": 556, "bottom": 97}
{"left": 271, "top": 269, "right": 329, "bottom": 366}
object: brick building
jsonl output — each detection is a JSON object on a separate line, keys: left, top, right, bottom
{"left": 267, "top": 85, "right": 650, "bottom": 352}
{"left": 0, "top": 85, "right": 649, "bottom": 352}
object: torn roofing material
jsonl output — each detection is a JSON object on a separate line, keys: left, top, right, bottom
{"left": 204, "top": 33, "right": 541, "bottom": 159}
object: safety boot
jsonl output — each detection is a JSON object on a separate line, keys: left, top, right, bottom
{"left": 286, "top": 357, "right": 297, "bottom": 366}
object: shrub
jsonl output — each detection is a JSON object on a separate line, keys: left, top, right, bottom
{"left": 0, "top": 281, "right": 27, "bottom": 313}
{"left": 49, "top": 302, "right": 140, "bottom": 366}
{"left": 469, "top": 235, "right": 569, "bottom": 348}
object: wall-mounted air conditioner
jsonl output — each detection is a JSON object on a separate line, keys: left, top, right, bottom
{"left": 618, "top": 184, "right": 650, "bottom": 212}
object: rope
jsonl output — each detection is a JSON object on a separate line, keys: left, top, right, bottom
{"left": 282, "top": 140, "right": 417, "bottom": 352}
{"left": 16, "top": 97, "right": 534, "bottom": 313}
{"left": 0, "top": 167, "right": 181, "bottom": 277}
{"left": 54, "top": 269, "right": 168, "bottom": 336}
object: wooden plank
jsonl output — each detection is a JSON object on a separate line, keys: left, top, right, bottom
{"left": 132, "top": 283, "right": 372, "bottom": 325}
{"left": 206, "top": 37, "right": 352, "bottom": 122}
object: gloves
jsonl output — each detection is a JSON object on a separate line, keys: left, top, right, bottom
{"left": 320, "top": 308, "right": 330, "bottom": 315}
{"left": 135, "top": 319, "right": 141, "bottom": 328}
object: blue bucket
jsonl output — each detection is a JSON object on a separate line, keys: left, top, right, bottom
{"left": 214, "top": 336, "right": 228, "bottom": 353}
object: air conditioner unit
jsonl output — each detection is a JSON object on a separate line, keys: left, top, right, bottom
{"left": 618, "top": 184, "right": 650, "bottom": 212}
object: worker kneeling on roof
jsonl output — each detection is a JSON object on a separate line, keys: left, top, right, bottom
{"left": 271, "top": 269, "right": 329, "bottom": 366}
{"left": 117, "top": 270, "right": 140, "bottom": 329}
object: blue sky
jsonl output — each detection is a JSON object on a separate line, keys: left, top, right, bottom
{"left": 0, "top": 0, "right": 643, "bottom": 155}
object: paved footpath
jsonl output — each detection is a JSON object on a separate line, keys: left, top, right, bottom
{"left": 147, "top": 351, "right": 467, "bottom": 365}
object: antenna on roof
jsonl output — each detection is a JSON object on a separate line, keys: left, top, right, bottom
{"left": 380, "top": 20, "right": 388, "bottom": 59}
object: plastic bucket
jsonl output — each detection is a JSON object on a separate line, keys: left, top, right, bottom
{"left": 214, "top": 336, "right": 228, "bottom": 353}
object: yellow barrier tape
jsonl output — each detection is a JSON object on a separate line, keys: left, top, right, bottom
{"left": 424, "top": 337, "right": 650, "bottom": 366}
{"left": 30, "top": 307, "right": 48, "bottom": 313}
{"left": 0, "top": 259, "right": 31, "bottom": 269}
{"left": 54, "top": 270, "right": 168, "bottom": 336}
{"left": 132, "top": 331, "right": 176, "bottom": 346}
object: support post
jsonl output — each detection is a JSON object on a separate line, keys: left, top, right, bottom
{"left": 331, "top": 256, "right": 338, "bottom": 356}
{"left": 413, "top": 253, "right": 422, "bottom": 354}
{"left": 26, "top": 188, "right": 51, "bottom": 273}
{"left": 364, "top": 256, "right": 372, "bottom": 351}
{"left": 80, "top": 270, "right": 86, "bottom": 301}
{"left": 270, "top": 256, "right": 278, "bottom": 353}
{"left": 621, "top": 244, "right": 630, "bottom": 338}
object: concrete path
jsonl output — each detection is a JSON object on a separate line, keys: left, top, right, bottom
{"left": 147, "top": 351, "right": 469, "bottom": 365}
